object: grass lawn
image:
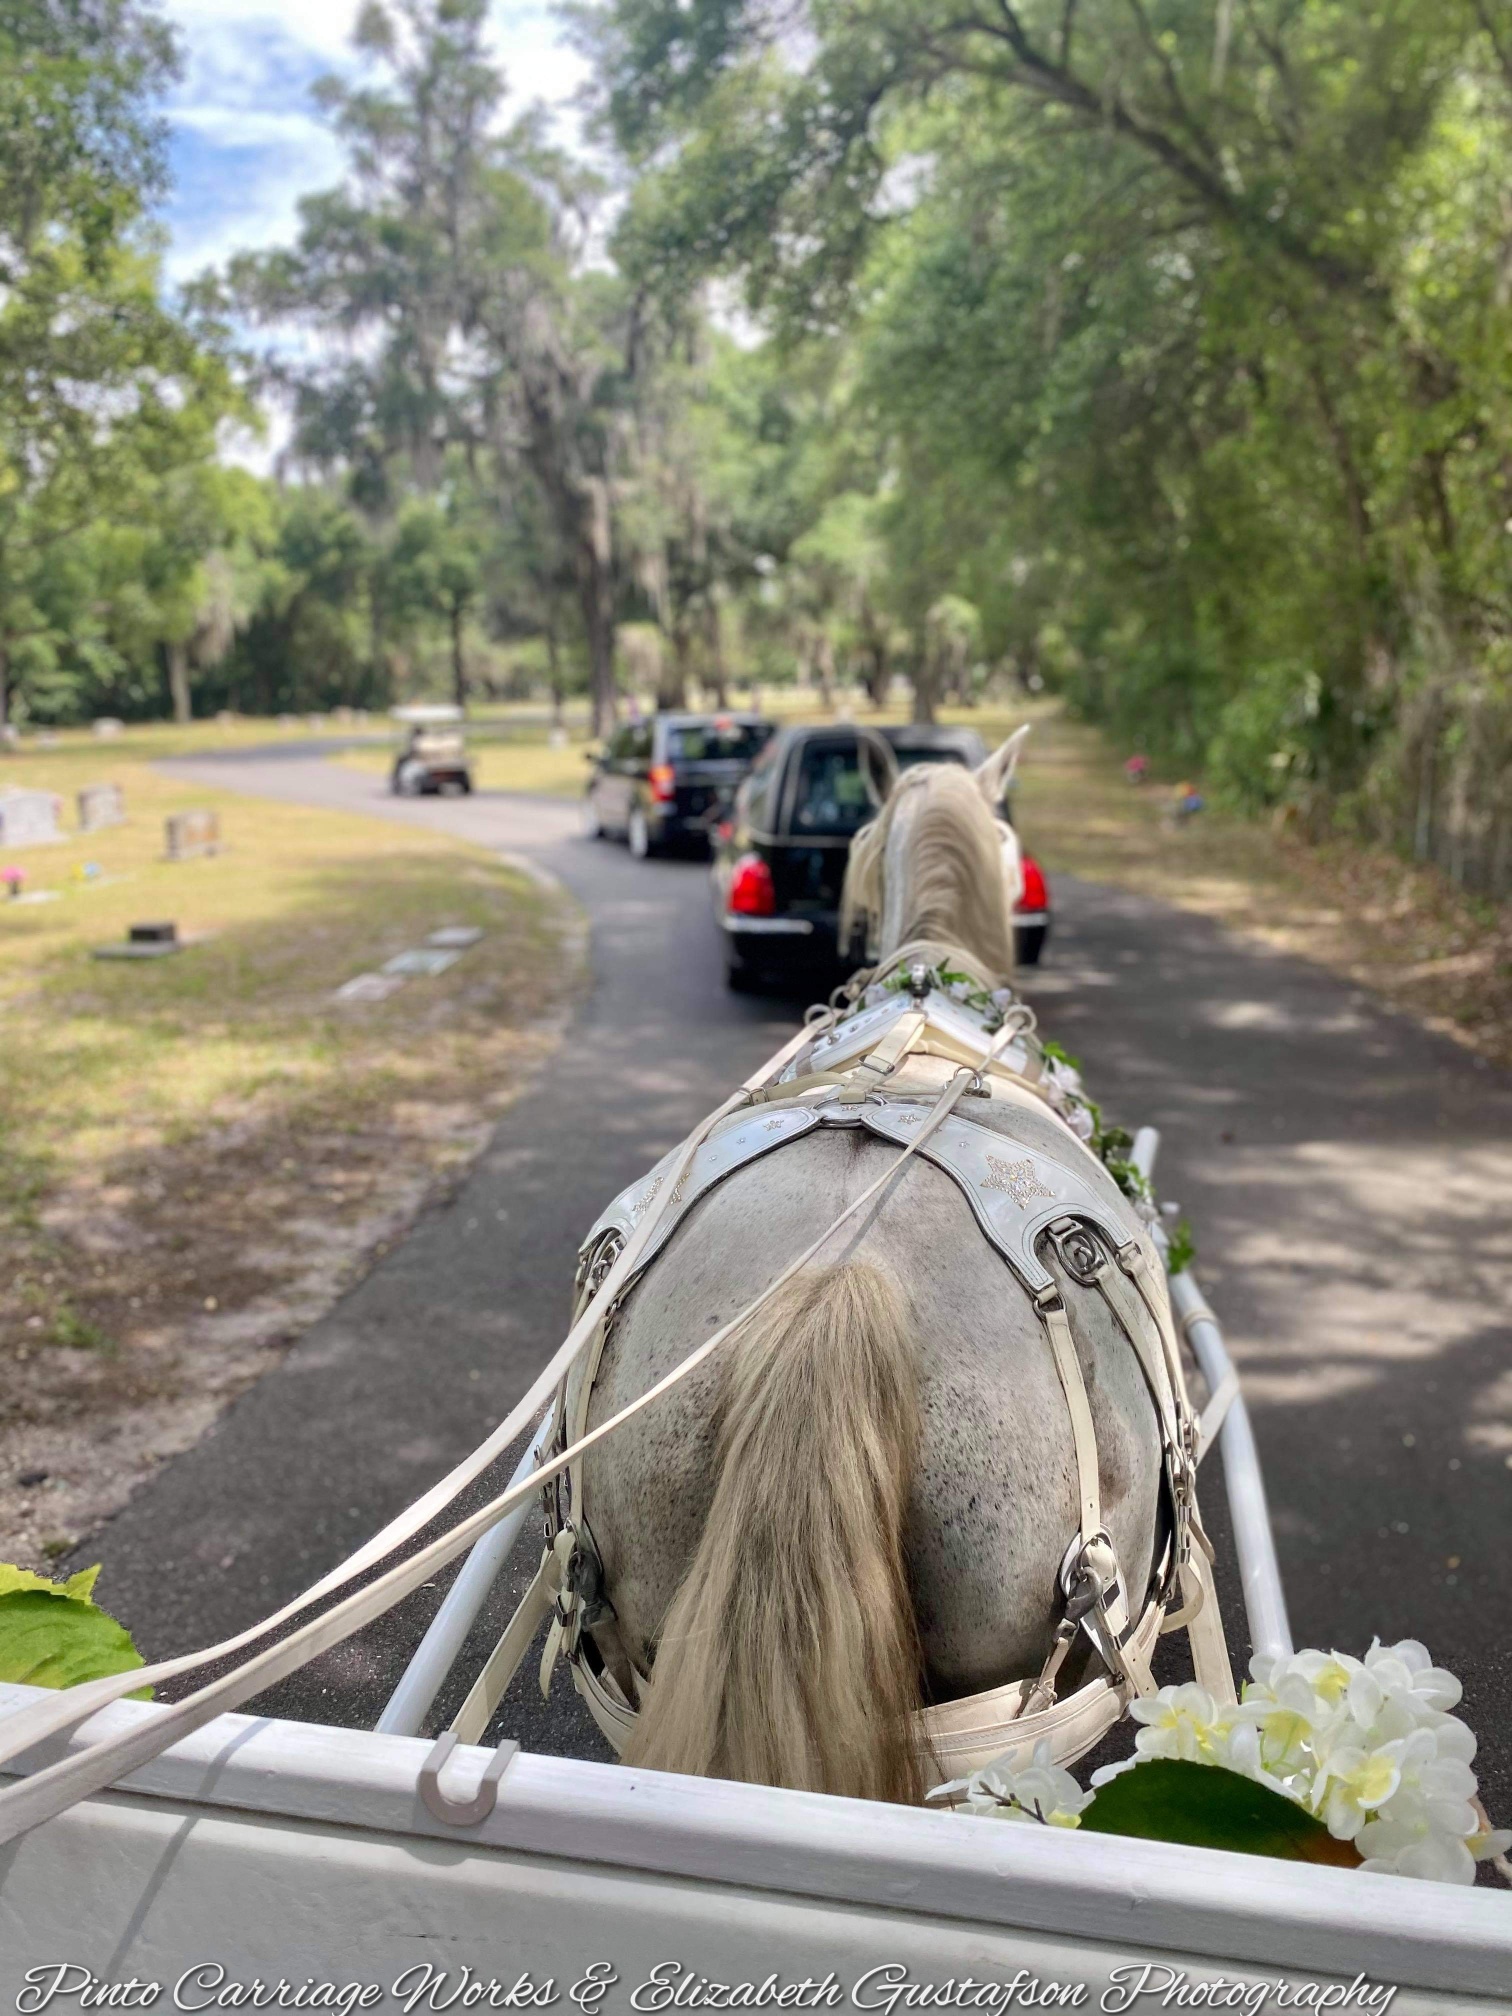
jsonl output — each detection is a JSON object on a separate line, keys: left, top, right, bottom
{"left": 0, "top": 728, "right": 582, "bottom": 1568}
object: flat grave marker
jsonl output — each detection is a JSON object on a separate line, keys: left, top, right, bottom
{"left": 333, "top": 972, "right": 408, "bottom": 1004}
{"left": 381, "top": 947, "right": 461, "bottom": 978}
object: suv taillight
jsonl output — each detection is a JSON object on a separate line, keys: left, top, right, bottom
{"left": 649, "top": 763, "right": 676, "bottom": 804}
{"left": 1017, "top": 855, "right": 1048, "bottom": 912}
{"left": 728, "top": 854, "right": 776, "bottom": 917}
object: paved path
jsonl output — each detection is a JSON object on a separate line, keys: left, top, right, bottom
{"left": 77, "top": 750, "right": 1512, "bottom": 1809}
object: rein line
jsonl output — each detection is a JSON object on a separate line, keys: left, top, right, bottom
{"left": 0, "top": 975, "right": 1020, "bottom": 1844}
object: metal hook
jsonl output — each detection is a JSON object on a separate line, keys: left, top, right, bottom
{"left": 418, "top": 1729, "right": 518, "bottom": 1827}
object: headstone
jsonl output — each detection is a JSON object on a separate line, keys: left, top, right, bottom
{"left": 37, "top": 732, "right": 60, "bottom": 750}
{"left": 93, "top": 921, "right": 183, "bottom": 961}
{"left": 92, "top": 717, "right": 124, "bottom": 739}
{"left": 0, "top": 788, "right": 63, "bottom": 848}
{"left": 427, "top": 926, "right": 483, "bottom": 950}
{"left": 547, "top": 726, "right": 568, "bottom": 749}
{"left": 164, "top": 808, "right": 221, "bottom": 860}
{"left": 306, "top": 713, "right": 326, "bottom": 731}
{"left": 276, "top": 713, "right": 298, "bottom": 729}
{"left": 77, "top": 782, "right": 126, "bottom": 832}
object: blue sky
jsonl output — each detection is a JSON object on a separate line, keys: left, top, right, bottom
{"left": 157, "top": 1, "right": 590, "bottom": 283}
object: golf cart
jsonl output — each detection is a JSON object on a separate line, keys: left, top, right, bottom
{"left": 390, "top": 704, "right": 473, "bottom": 796}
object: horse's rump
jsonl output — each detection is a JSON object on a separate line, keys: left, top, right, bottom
{"left": 577, "top": 1117, "right": 1162, "bottom": 1756}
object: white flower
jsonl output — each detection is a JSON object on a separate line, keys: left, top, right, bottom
{"left": 1126, "top": 1683, "right": 1230, "bottom": 1764}
{"left": 1362, "top": 1637, "right": 1463, "bottom": 1716}
{"left": 1087, "top": 1639, "right": 1506, "bottom": 1887}
{"left": 1312, "top": 1734, "right": 1412, "bottom": 1841}
{"left": 931, "top": 1740, "right": 1092, "bottom": 1827}
{"left": 1062, "top": 1100, "right": 1097, "bottom": 1143}
{"left": 1235, "top": 1670, "right": 1337, "bottom": 1784}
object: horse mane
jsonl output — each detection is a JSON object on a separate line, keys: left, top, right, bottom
{"left": 841, "top": 762, "right": 1017, "bottom": 982}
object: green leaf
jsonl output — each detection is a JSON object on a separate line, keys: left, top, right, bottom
{"left": 1166, "top": 1218, "right": 1197, "bottom": 1275}
{"left": 1082, "top": 1760, "right": 1360, "bottom": 1867}
{"left": 0, "top": 1572, "right": 149, "bottom": 1697}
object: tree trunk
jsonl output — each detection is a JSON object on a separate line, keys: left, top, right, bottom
{"left": 450, "top": 600, "right": 468, "bottom": 710}
{"left": 864, "top": 639, "right": 889, "bottom": 708}
{"left": 167, "top": 640, "right": 192, "bottom": 724}
{"left": 574, "top": 481, "right": 617, "bottom": 737}
{"left": 546, "top": 619, "right": 564, "bottom": 729}
{"left": 704, "top": 598, "right": 729, "bottom": 708}
{"left": 912, "top": 653, "right": 938, "bottom": 725}
{"left": 815, "top": 633, "right": 836, "bottom": 710}
{"left": 0, "top": 643, "right": 10, "bottom": 735}
{"left": 660, "top": 625, "right": 691, "bottom": 711}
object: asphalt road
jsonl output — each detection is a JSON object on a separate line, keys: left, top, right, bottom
{"left": 73, "top": 749, "right": 1512, "bottom": 1813}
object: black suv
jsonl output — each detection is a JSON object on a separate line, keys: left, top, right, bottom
{"left": 584, "top": 712, "right": 775, "bottom": 858}
{"left": 709, "top": 721, "right": 1051, "bottom": 992}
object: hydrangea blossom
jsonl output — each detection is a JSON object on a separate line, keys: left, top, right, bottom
{"left": 950, "top": 1640, "right": 1510, "bottom": 1886}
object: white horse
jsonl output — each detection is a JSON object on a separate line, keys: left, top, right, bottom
{"left": 571, "top": 735, "right": 1165, "bottom": 1803}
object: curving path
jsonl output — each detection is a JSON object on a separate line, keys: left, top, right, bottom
{"left": 73, "top": 746, "right": 1512, "bottom": 1811}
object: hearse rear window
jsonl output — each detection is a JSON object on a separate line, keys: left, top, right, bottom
{"left": 789, "top": 746, "right": 876, "bottom": 836}
{"left": 666, "top": 723, "right": 771, "bottom": 763}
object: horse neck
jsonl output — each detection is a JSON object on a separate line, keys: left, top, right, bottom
{"left": 877, "top": 775, "right": 1015, "bottom": 983}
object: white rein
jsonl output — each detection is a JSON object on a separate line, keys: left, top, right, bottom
{"left": 0, "top": 1009, "right": 1025, "bottom": 1844}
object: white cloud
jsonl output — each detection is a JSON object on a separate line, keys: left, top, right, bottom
{"left": 158, "top": 0, "right": 592, "bottom": 281}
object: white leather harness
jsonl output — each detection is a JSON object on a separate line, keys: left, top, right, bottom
{"left": 453, "top": 945, "right": 1236, "bottom": 1783}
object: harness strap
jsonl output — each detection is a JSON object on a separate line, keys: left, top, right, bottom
{"left": 450, "top": 1545, "right": 559, "bottom": 1745}
{"left": 1034, "top": 1285, "right": 1102, "bottom": 1547}
{"left": 432, "top": 1035, "right": 1029, "bottom": 1786}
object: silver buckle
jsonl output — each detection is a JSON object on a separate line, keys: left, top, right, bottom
{"left": 1058, "top": 1530, "right": 1133, "bottom": 1652}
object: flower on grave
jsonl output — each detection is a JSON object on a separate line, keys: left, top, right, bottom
{"left": 929, "top": 1739, "right": 1092, "bottom": 1827}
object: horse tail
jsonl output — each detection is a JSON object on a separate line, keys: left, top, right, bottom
{"left": 624, "top": 1260, "right": 924, "bottom": 1803}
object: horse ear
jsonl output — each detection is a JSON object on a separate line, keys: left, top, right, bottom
{"left": 975, "top": 725, "right": 1030, "bottom": 807}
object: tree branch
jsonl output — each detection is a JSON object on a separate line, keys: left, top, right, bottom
{"left": 1121, "top": 0, "right": 1220, "bottom": 167}
{"left": 1471, "top": 0, "right": 1512, "bottom": 101}
{"left": 930, "top": 9, "right": 1367, "bottom": 292}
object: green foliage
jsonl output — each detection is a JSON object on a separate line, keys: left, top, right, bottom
{"left": 0, "top": 1563, "right": 149, "bottom": 1695}
{"left": 1083, "top": 1759, "right": 1360, "bottom": 1867}
{"left": 1165, "top": 1219, "right": 1198, "bottom": 1276}
{"left": 579, "top": 0, "right": 1512, "bottom": 888}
